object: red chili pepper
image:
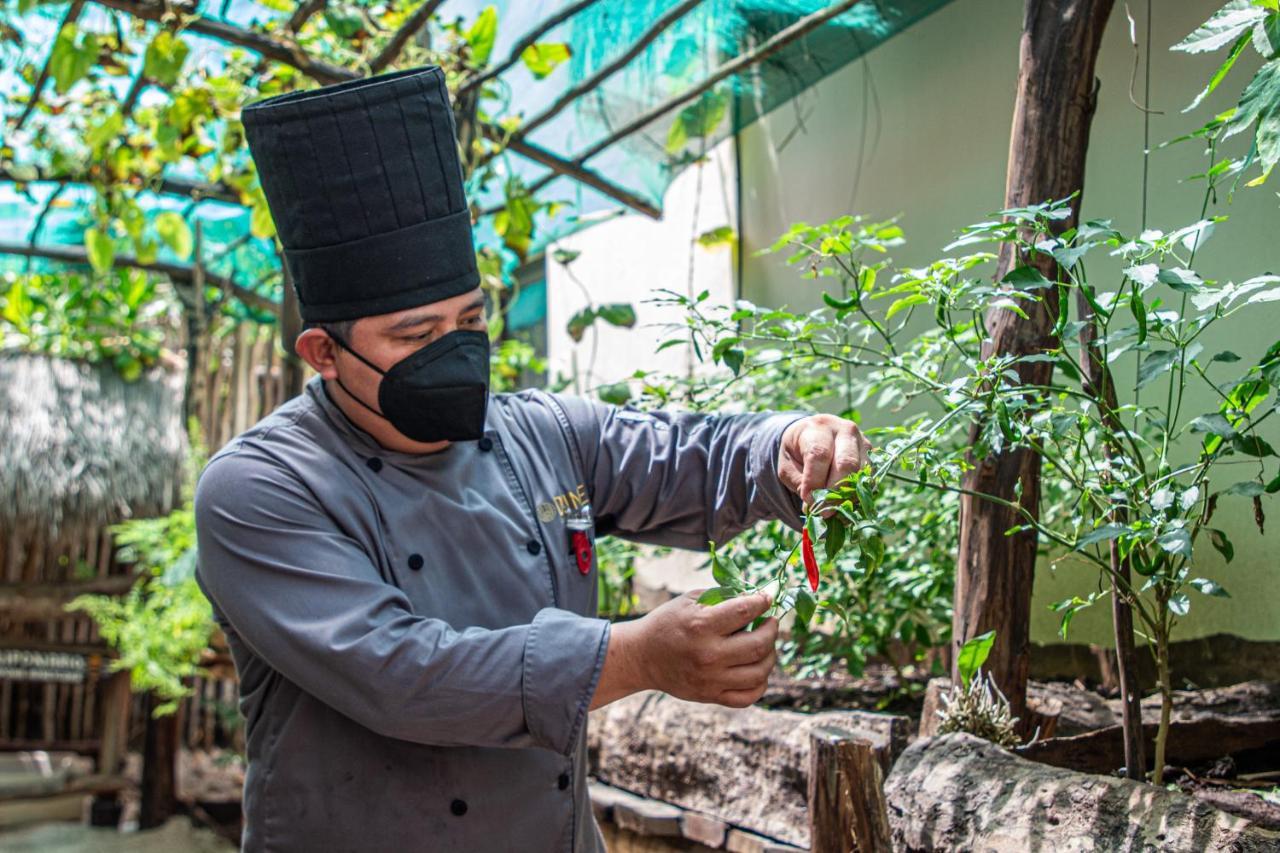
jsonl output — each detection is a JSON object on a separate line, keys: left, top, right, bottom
{"left": 572, "top": 530, "right": 593, "bottom": 575}
{"left": 802, "top": 527, "right": 819, "bottom": 591}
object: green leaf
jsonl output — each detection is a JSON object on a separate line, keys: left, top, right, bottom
{"left": 1212, "top": 351, "right": 1242, "bottom": 363}
{"left": 1157, "top": 528, "right": 1193, "bottom": 557}
{"left": 666, "top": 91, "right": 727, "bottom": 154}
{"left": 1168, "top": 593, "right": 1191, "bottom": 617}
{"left": 154, "top": 212, "right": 193, "bottom": 260}
{"left": 143, "top": 31, "right": 190, "bottom": 87}
{"left": 697, "top": 225, "right": 737, "bottom": 250}
{"left": 697, "top": 587, "right": 735, "bottom": 606}
{"left": 49, "top": 24, "right": 98, "bottom": 95}
{"left": 1190, "top": 577, "right": 1230, "bottom": 597}
{"left": 1157, "top": 267, "right": 1205, "bottom": 292}
{"left": 824, "top": 519, "right": 846, "bottom": 561}
{"left": 956, "top": 630, "right": 996, "bottom": 689}
{"left": 466, "top": 6, "right": 499, "bottom": 66}
{"left": 324, "top": 9, "right": 365, "bottom": 39}
{"left": 566, "top": 308, "right": 595, "bottom": 342}
{"left": 84, "top": 227, "right": 114, "bottom": 275}
{"left": 1189, "top": 413, "right": 1238, "bottom": 437}
{"left": 552, "top": 249, "right": 580, "bottom": 265}
{"left": 521, "top": 42, "right": 570, "bottom": 79}
{"left": 1232, "top": 433, "right": 1278, "bottom": 456}
{"left": 1173, "top": 2, "right": 1267, "bottom": 54}
{"left": 886, "top": 294, "right": 928, "bottom": 319}
{"left": 794, "top": 589, "right": 816, "bottom": 628}
{"left": 597, "top": 382, "right": 631, "bottom": 406}
{"left": 1076, "top": 522, "right": 1128, "bottom": 548}
{"left": 1186, "top": 32, "right": 1251, "bottom": 111}
{"left": 710, "top": 545, "right": 741, "bottom": 589}
{"left": 1209, "top": 528, "right": 1236, "bottom": 563}
{"left": 596, "top": 303, "right": 637, "bottom": 329}
{"left": 1225, "top": 480, "right": 1266, "bottom": 496}
{"left": 1137, "top": 349, "right": 1180, "bottom": 389}
{"left": 1267, "top": 472, "right": 1280, "bottom": 494}
{"left": 722, "top": 347, "right": 744, "bottom": 376}
{"left": 1001, "top": 265, "right": 1053, "bottom": 290}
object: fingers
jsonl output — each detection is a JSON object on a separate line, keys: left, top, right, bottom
{"left": 718, "top": 683, "right": 770, "bottom": 709}
{"left": 718, "top": 618, "right": 779, "bottom": 666}
{"left": 825, "top": 425, "right": 868, "bottom": 490}
{"left": 719, "top": 647, "right": 778, "bottom": 691}
{"left": 797, "top": 426, "right": 833, "bottom": 506}
{"left": 701, "top": 591, "right": 772, "bottom": 635}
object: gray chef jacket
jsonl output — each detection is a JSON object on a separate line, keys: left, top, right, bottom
{"left": 194, "top": 376, "right": 804, "bottom": 852}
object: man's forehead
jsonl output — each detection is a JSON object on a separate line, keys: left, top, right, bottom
{"left": 367, "top": 289, "right": 486, "bottom": 331}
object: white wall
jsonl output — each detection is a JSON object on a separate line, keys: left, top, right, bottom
{"left": 544, "top": 141, "right": 738, "bottom": 396}
{"left": 736, "top": 0, "right": 1280, "bottom": 645}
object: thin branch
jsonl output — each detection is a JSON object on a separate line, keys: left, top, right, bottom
{"left": 519, "top": 0, "right": 705, "bottom": 139}
{"left": 286, "top": 0, "right": 326, "bottom": 33}
{"left": 121, "top": 71, "right": 148, "bottom": 117}
{"left": 575, "top": 0, "right": 863, "bottom": 164}
{"left": 369, "top": 0, "right": 446, "bottom": 73}
{"left": 89, "top": 0, "right": 659, "bottom": 218}
{"left": 0, "top": 241, "right": 279, "bottom": 317}
{"left": 0, "top": 167, "right": 240, "bottom": 205}
{"left": 91, "top": 0, "right": 352, "bottom": 84}
{"left": 456, "top": 0, "right": 607, "bottom": 96}
{"left": 12, "top": 0, "right": 87, "bottom": 132}
{"left": 500, "top": 135, "right": 659, "bottom": 218}
{"left": 481, "top": 0, "right": 863, "bottom": 219}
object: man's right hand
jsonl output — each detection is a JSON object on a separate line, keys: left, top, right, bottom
{"left": 590, "top": 591, "right": 778, "bottom": 710}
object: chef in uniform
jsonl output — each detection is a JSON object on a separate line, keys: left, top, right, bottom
{"left": 195, "top": 66, "right": 870, "bottom": 852}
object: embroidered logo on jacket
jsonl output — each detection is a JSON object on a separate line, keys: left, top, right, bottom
{"left": 536, "top": 483, "right": 589, "bottom": 523}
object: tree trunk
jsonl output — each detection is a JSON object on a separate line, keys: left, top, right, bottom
{"left": 280, "top": 257, "right": 306, "bottom": 399}
{"left": 139, "top": 692, "right": 180, "bottom": 830}
{"left": 952, "top": 0, "right": 1114, "bottom": 729}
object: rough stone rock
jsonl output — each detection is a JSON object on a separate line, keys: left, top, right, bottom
{"left": 885, "top": 733, "right": 1280, "bottom": 852}
{"left": 589, "top": 691, "right": 908, "bottom": 848}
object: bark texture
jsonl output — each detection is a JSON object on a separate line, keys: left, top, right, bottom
{"left": 886, "top": 734, "right": 1280, "bottom": 852}
{"left": 954, "top": 0, "right": 1114, "bottom": 728}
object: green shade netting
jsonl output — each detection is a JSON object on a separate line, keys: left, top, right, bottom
{"left": 1, "top": 0, "right": 953, "bottom": 311}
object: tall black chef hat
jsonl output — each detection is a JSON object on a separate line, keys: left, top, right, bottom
{"left": 242, "top": 66, "right": 477, "bottom": 323}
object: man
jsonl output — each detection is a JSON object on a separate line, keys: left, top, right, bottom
{"left": 195, "top": 66, "right": 869, "bottom": 852}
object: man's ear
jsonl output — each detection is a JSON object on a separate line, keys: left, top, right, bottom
{"left": 296, "top": 328, "right": 340, "bottom": 379}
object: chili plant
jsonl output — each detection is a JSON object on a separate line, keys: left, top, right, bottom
{"left": 664, "top": 201, "right": 1277, "bottom": 781}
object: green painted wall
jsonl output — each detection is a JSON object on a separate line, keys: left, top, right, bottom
{"left": 737, "top": 0, "right": 1279, "bottom": 645}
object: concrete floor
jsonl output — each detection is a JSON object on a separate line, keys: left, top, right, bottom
{"left": 0, "top": 817, "right": 234, "bottom": 852}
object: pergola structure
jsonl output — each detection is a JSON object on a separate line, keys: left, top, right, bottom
{"left": 1, "top": 0, "right": 952, "bottom": 316}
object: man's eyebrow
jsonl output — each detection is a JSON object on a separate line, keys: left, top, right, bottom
{"left": 387, "top": 311, "right": 442, "bottom": 332}
{"left": 384, "top": 296, "right": 486, "bottom": 333}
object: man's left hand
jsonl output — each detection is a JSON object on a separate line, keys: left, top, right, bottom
{"left": 778, "top": 415, "right": 872, "bottom": 507}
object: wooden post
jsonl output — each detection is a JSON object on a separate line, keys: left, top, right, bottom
{"left": 952, "top": 0, "right": 1114, "bottom": 731}
{"left": 808, "top": 727, "right": 892, "bottom": 853}
{"left": 139, "top": 692, "right": 180, "bottom": 829}
{"left": 90, "top": 669, "right": 131, "bottom": 826}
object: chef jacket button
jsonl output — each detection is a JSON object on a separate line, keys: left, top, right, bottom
{"left": 526, "top": 540, "right": 542, "bottom": 555}
{"left": 558, "top": 773, "right": 570, "bottom": 791}
{"left": 366, "top": 457, "right": 383, "bottom": 473}
{"left": 477, "top": 436, "right": 493, "bottom": 452}
{"left": 408, "top": 554, "right": 424, "bottom": 571}
{"left": 450, "top": 799, "right": 468, "bottom": 817}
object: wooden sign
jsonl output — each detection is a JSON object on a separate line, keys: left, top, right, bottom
{"left": 0, "top": 649, "right": 88, "bottom": 684}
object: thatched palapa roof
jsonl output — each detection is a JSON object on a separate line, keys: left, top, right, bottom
{"left": 0, "top": 353, "right": 185, "bottom": 533}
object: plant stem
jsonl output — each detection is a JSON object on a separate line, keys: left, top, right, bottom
{"left": 1152, "top": 621, "right": 1173, "bottom": 786}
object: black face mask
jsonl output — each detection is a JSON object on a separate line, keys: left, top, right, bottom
{"left": 331, "top": 329, "right": 490, "bottom": 443}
